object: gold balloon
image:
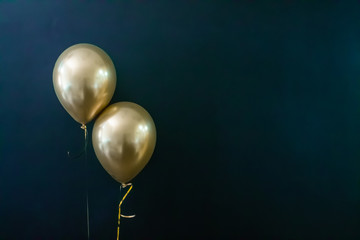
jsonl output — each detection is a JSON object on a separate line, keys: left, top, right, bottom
{"left": 53, "top": 43, "right": 116, "bottom": 125}
{"left": 92, "top": 102, "right": 156, "bottom": 184}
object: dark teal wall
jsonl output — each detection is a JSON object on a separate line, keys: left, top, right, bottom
{"left": 1, "top": 1, "right": 360, "bottom": 239}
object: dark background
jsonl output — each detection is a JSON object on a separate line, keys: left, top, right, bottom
{"left": 1, "top": 1, "right": 360, "bottom": 239}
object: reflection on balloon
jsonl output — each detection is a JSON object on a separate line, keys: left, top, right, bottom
{"left": 53, "top": 43, "right": 116, "bottom": 124}
{"left": 92, "top": 102, "right": 156, "bottom": 184}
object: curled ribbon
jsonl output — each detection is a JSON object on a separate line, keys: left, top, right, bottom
{"left": 117, "top": 183, "right": 135, "bottom": 240}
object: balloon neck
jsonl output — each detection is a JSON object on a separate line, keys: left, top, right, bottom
{"left": 121, "top": 182, "right": 132, "bottom": 188}
{"left": 81, "top": 124, "right": 87, "bottom": 140}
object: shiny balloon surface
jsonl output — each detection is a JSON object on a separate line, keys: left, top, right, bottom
{"left": 53, "top": 43, "right": 116, "bottom": 124}
{"left": 92, "top": 102, "right": 156, "bottom": 184}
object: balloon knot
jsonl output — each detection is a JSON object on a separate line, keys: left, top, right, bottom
{"left": 121, "top": 183, "right": 132, "bottom": 188}
{"left": 81, "top": 124, "right": 87, "bottom": 130}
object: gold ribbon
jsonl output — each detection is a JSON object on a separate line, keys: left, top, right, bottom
{"left": 117, "top": 183, "right": 136, "bottom": 240}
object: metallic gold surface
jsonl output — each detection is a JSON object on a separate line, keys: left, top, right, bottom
{"left": 92, "top": 102, "right": 156, "bottom": 184}
{"left": 53, "top": 43, "right": 116, "bottom": 124}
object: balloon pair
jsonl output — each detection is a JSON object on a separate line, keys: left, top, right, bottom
{"left": 53, "top": 43, "right": 156, "bottom": 184}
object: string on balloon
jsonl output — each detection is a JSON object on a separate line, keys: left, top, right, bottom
{"left": 67, "top": 124, "right": 90, "bottom": 240}
{"left": 66, "top": 124, "right": 88, "bottom": 159}
{"left": 117, "top": 183, "right": 136, "bottom": 240}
